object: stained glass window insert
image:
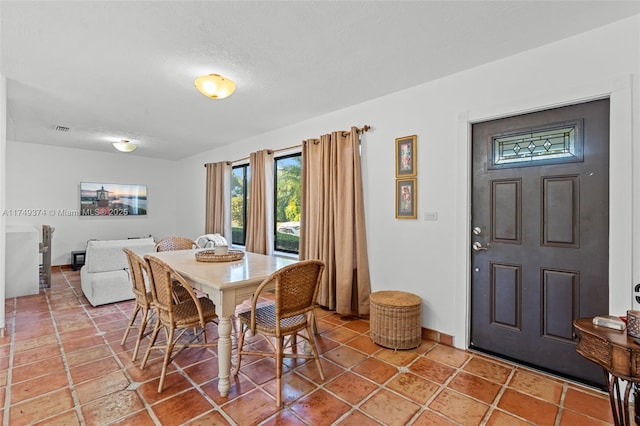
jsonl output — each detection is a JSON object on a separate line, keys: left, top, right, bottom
{"left": 492, "top": 124, "right": 580, "bottom": 167}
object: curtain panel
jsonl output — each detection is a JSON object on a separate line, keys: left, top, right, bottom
{"left": 204, "top": 161, "right": 232, "bottom": 244}
{"left": 300, "top": 127, "right": 371, "bottom": 316}
{"left": 245, "top": 150, "right": 274, "bottom": 255}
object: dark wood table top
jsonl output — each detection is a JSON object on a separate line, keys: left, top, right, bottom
{"left": 574, "top": 317, "right": 640, "bottom": 348}
{"left": 574, "top": 317, "right": 640, "bottom": 382}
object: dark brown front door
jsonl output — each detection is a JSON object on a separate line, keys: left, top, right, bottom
{"left": 470, "top": 99, "right": 609, "bottom": 387}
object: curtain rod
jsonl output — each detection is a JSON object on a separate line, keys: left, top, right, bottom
{"left": 204, "top": 125, "right": 370, "bottom": 166}
{"left": 227, "top": 145, "right": 293, "bottom": 165}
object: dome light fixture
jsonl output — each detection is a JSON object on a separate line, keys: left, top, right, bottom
{"left": 112, "top": 139, "right": 138, "bottom": 153}
{"left": 194, "top": 73, "right": 236, "bottom": 99}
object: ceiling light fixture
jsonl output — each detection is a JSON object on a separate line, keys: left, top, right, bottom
{"left": 194, "top": 73, "right": 236, "bottom": 99}
{"left": 112, "top": 139, "right": 138, "bottom": 153}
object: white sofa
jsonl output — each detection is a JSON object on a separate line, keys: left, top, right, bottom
{"left": 80, "top": 237, "right": 156, "bottom": 306}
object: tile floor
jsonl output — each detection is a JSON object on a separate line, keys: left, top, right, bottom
{"left": 0, "top": 267, "right": 620, "bottom": 425}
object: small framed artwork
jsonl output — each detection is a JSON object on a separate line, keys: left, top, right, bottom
{"left": 396, "top": 178, "right": 417, "bottom": 219}
{"left": 395, "top": 135, "right": 417, "bottom": 177}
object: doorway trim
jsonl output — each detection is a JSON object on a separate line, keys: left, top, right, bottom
{"left": 453, "top": 74, "right": 634, "bottom": 349}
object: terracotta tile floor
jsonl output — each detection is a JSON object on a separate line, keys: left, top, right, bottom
{"left": 0, "top": 267, "right": 619, "bottom": 425}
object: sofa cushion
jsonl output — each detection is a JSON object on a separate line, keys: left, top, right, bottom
{"left": 84, "top": 237, "right": 155, "bottom": 273}
{"left": 81, "top": 268, "right": 133, "bottom": 306}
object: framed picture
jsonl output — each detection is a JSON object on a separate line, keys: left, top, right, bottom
{"left": 395, "top": 135, "right": 417, "bottom": 177}
{"left": 80, "top": 182, "right": 147, "bottom": 216}
{"left": 396, "top": 178, "right": 417, "bottom": 219}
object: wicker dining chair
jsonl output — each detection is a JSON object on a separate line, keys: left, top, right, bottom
{"left": 234, "top": 259, "right": 325, "bottom": 407}
{"left": 154, "top": 236, "right": 198, "bottom": 252}
{"left": 141, "top": 254, "right": 219, "bottom": 393}
{"left": 120, "top": 248, "right": 155, "bottom": 361}
{"left": 154, "top": 236, "right": 197, "bottom": 303}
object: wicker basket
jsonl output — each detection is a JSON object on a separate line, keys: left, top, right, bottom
{"left": 628, "top": 310, "right": 640, "bottom": 338}
{"left": 370, "top": 290, "right": 422, "bottom": 350}
{"left": 195, "top": 249, "right": 245, "bottom": 263}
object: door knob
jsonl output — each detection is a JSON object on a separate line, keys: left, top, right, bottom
{"left": 472, "top": 242, "right": 488, "bottom": 251}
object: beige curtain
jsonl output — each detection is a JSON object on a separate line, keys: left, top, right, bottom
{"left": 245, "top": 150, "right": 274, "bottom": 254}
{"left": 204, "top": 161, "right": 232, "bottom": 243}
{"left": 300, "top": 127, "right": 371, "bottom": 316}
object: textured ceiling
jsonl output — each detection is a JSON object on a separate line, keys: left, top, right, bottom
{"left": 2, "top": 1, "right": 639, "bottom": 160}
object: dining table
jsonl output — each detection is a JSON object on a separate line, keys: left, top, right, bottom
{"left": 147, "top": 248, "right": 297, "bottom": 397}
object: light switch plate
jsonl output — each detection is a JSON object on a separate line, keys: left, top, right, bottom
{"left": 424, "top": 211, "right": 438, "bottom": 221}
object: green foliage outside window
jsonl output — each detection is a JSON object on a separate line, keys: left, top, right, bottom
{"left": 230, "top": 155, "right": 301, "bottom": 253}
{"left": 275, "top": 156, "right": 301, "bottom": 223}
{"left": 275, "top": 155, "right": 301, "bottom": 253}
{"left": 231, "top": 166, "right": 248, "bottom": 245}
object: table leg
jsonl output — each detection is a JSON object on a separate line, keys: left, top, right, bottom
{"left": 604, "top": 368, "right": 637, "bottom": 426}
{"left": 635, "top": 383, "right": 640, "bottom": 426}
{"left": 217, "top": 316, "right": 232, "bottom": 397}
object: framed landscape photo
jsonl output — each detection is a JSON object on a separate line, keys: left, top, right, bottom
{"left": 80, "top": 182, "right": 147, "bottom": 216}
{"left": 396, "top": 178, "right": 417, "bottom": 219}
{"left": 395, "top": 135, "right": 417, "bottom": 177}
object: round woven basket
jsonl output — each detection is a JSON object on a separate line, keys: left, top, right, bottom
{"left": 370, "top": 290, "right": 422, "bottom": 350}
{"left": 195, "top": 249, "right": 245, "bottom": 263}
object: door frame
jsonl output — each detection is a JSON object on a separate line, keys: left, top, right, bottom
{"left": 453, "top": 75, "right": 634, "bottom": 350}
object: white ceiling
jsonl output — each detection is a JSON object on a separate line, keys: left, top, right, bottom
{"left": 2, "top": 1, "right": 639, "bottom": 160}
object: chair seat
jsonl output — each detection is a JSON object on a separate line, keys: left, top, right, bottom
{"left": 164, "top": 297, "right": 217, "bottom": 328}
{"left": 238, "top": 304, "right": 306, "bottom": 335}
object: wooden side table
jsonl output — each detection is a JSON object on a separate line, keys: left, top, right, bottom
{"left": 574, "top": 318, "right": 640, "bottom": 426}
{"left": 71, "top": 250, "right": 86, "bottom": 271}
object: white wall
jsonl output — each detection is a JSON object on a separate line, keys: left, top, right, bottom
{"left": 5, "top": 142, "right": 179, "bottom": 265}
{"left": 175, "top": 16, "right": 640, "bottom": 348}
{"left": 1, "top": 76, "right": 7, "bottom": 334}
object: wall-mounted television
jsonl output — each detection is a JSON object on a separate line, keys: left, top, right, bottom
{"left": 80, "top": 182, "right": 147, "bottom": 216}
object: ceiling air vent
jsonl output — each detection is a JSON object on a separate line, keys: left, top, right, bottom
{"left": 55, "top": 125, "right": 70, "bottom": 132}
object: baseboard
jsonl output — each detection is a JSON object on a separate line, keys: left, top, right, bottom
{"left": 422, "top": 327, "right": 454, "bottom": 346}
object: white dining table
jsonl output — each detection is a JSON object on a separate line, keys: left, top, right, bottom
{"left": 147, "top": 249, "right": 297, "bottom": 397}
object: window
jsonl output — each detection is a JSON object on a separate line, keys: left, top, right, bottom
{"left": 231, "top": 164, "right": 249, "bottom": 246}
{"left": 274, "top": 153, "right": 301, "bottom": 254}
{"left": 490, "top": 121, "right": 583, "bottom": 169}
{"left": 231, "top": 153, "right": 301, "bottom": 253}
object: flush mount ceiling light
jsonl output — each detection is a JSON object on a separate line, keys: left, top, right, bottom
{"left": 112, "top": 139, "right": 138, "bottom": 153}
{"left": 194, "top": 73, "right": 236, "bottom": 99}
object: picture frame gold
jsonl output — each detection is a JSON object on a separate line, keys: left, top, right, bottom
{"left": 395, "top": 135, "right": 417, "bottom": 177}
{"left": 396, "top": 178, "right": 417, "bottom": 219}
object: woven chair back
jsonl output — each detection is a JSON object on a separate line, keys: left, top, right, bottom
{"left": 123, "top": 248, "right": 149, "bottom": 306}
{"left": 273, "top": 260, "right": 324, "bottom": 320}
{"left": 155, "top": 236, "right": 197, "bottom": 252}
{"left": 144, "top": 255, "right": 178, "bottom": 320}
